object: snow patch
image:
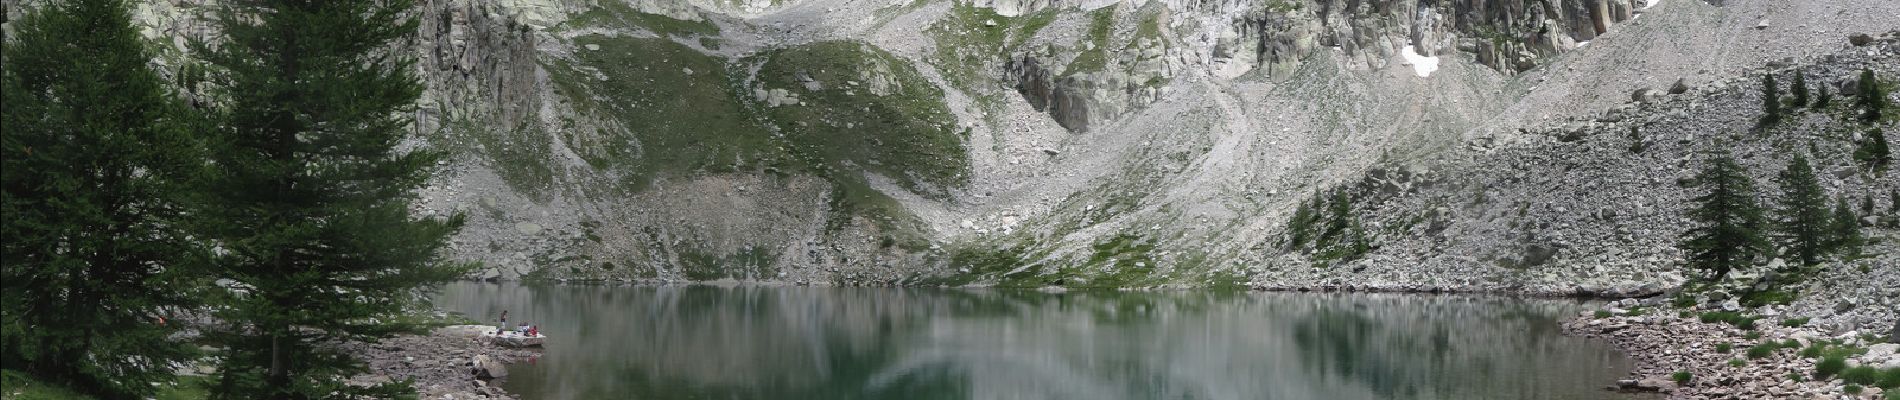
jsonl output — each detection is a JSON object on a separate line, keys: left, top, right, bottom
{"left": 1400, "top": 45, "right": 1439, "bottom": 77}
{"left": 1644, "top": 0, "right": 1659, "bottom": 9}
{"left": 1576, "top": 41, "right": 1591, "bottom": 48}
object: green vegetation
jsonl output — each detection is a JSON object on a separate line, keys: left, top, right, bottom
{"left": 1773, "top": 153, "right": 1830, "bottom": 266}
{"left": 678, "top": 247, "right": 777, "bottom": 281}
{"left": 1842, "top": 366, "right": 1881, "bottom": 386}
{"left": 1681, "top": 154, "right": 1768, "bottom": 281}
{"left": 1791, "top": 72, "right": 1810, "bottom": 108}
{"left": 1064, "top": 6, "right": 1118, "bottom": 77}
{"left": 1879, "top": 367, "right": 1900, "bottom": 388}
{"left": 1830, "top": 196, "right": 1865, "bottom": 252}
{"left": 1859, "top": 68, "right": 1889, "bottom": 123}
{"left": 1781, "top": 317, "right": 1811, "bottom": 327}
{"left": 192, "top": 0, "right": 473, "bottom": 397}
{"left": 1671, "top": 371, "right": 1693, "bottom": 384}
{"left": 1855, "top": 127, "right": 1891, "bottom": 171}
{"left": 561, "top": 1, "right": 719, "bottom": 37}
{"left": 942, "top": 244, "right": 1034, "bottom": 286}
{"left": 1, "top": 370, "right": 208, "bottom": 400}
{"left": 752, "top": 41, "right": 969, "bottom": 197}
{"left": 1816, "top": 356, "right": 1847, "bottom": 379}
{"left": 926, "top": 3, "right": 1058, "bottom": 99}
{"left": 1762, "top": 73, "right": 1782, "bottom": 125}
{"left": 1698, "top": 311, "right": 1760, "bottom": 330}
{"left": 1284, "top": 188, "right": 1373, "bottom": 263}
{"left": 1715, "top": 342, "right": 1734, "bottom": 353}
{"left": 1, "top": 1, "right": 204, "bottom": 397}
{"left": 1594, "top": 310, "right": 1613, "bottom": 319}
{"left": 1745, "top": 342, "right": 1778, "bottom": 359}
{"left": 1729, "top": 358, "right": 1746, "bottom": 367}
{"left": 547, "top": 35, "right": 784, "bottom": 191}
{"left": 447, "top": 115, "right": 559, "bottom": 200}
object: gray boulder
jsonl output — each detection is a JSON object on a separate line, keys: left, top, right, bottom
{"left": 471, "top": 354, "right": 507, "bottom": 379}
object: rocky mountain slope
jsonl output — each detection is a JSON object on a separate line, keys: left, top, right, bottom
{"left": 10, "top": 0, "right": 1893, "bottom": 314}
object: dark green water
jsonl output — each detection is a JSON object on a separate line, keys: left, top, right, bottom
{"left": 436, "top": 283, "right": 1644, "bottom": 400}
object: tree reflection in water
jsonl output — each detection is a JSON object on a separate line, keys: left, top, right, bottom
{"left": 437, "top": 283, "right": 1640, "bottom": 400}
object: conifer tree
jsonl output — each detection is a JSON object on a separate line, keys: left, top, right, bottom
{"left": 1855, "top": 127, "right": 1891, "bottom": 171}
{"left": 1321, "top": 189, "right": 1352, "bottom": 247}
{"left": 1681, "top": 154, "right": 1767, "bottom": 281}
{"left": 1762, "top": 73, "right": 1783, "bottom": 125}
{"left": 1, "top": 0, "right": 205, "bottom": 397}
{"left": 1286, "top": 196, "right": 1318, "bottom": 249}
{"left": 1829, "top": 197, "right": 1864, "bottom": 254}
{"left": 1815, "top": 85, "right": 1833, "bottom": 108}
{"left": 1772, "top": 154, "right": 1829, "bottom": 266}
{"left": 1791, "top": 72, "right": 1810, "bottom": 108}
{"left": 1862, "top": 195, "right": 1877, "bottom": 215}
{"left": 194, "top": 0, "right": 471, "bottom": 397}
{"left": 1859, "top": 68, "right": 1887, "bottom": 123}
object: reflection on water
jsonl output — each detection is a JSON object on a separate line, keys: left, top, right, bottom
{"left": 436, "top": 283, "right": 1641, "bottom": 400}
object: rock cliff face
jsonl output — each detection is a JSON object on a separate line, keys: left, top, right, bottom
{"left": 25, "top": 0, "right": 1900, "bottom": 324}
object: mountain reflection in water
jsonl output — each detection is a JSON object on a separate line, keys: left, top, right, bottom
{"left": 437, "top": 283, "right": 1642, "bottom": 400}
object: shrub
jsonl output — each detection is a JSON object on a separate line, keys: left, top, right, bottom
{"left": 1716, "top": 343, "right": 1734, "bottom": 353}
{"left": 1847, "top": 384, "right": 1863, "bottom": 395}
{"left": 1747, "top": 343, "right": 1778, "bottom": 359}
{"left": 1699, "top": 311, "right": 1738, "bottom": 323}
{"left": 1781, "top": 317, "right": 1811, "bottom": 327}
{"left": 1843, "top": 366, "right": 1881, "bottom": 386}
{"left": 1816, "top": 356, "right": 1847, "bottom": 379}
{"left": 1729, "top": 359, "right": 1747, "bottom": 367}
{"left": 1672, "top": 371, "right": 1693, "bottom": 384}
{"left": 1672, "top": 294, "right": 1698, "bottom": 308}
{"left": 1698, "top": 311, "right": 1759, "bottom": 329}
{"left": 1594, "top": 310, "right": 1613, "bottom": 319}
{"left": 1801, "top": 345, "right": 1824, "bottom": 358}
{"left": 1879, "top": 368, "right": 1900, "bottom": 389}
{"left": 1744, "top": 331, "right": 1763, "bottom": 340}
{"left": 1781, "top": 339, "right": 1802, "bottom": 349}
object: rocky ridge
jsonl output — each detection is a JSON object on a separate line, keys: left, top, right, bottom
{"left": 9, "top": 0, "right": 1898, "bottom": 307}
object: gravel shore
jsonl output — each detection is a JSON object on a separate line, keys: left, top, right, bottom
{"left": 1567, "top": 304, "right": 1900, "bottom": 399}
{"left": 345, "top": 325, "right": 538, "bottom": 399}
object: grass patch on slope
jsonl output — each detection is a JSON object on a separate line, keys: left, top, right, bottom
{"left": 445, "top": 115, "right": 559, "bottom": 201}
{"left": 1062, "top": 5, "right": 1117, "bottom": 77}
{"left": 750, "top": 40, "right": 969, "bottom": 197}
{"left": 560, "top": 1, "right": 719, "bottom": 38}
{"left": 927, "top": 3, "right": 1060, "bottom": 99}
{"left": 547, "top": 34, "right": 788, "bottom": 191}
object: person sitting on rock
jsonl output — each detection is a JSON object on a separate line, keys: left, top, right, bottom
{"left": 496, "top": 310, "right": 509, "bottom": 335}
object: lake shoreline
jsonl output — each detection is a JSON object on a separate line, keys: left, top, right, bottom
{"left": 1565, "top": 308, "right": 1898, "bottom": 399}
{"left": 349, "top": 325, "right": 537, "bottom": 400}
{"left": 458, "top": 277, "right": 1669, "bottom": 299}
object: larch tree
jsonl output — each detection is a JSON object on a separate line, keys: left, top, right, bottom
{"left": 1828, "top": 197, "right": 1864, "bottom": 254}
{"left": 1791, "top": 72, "right": 1810, "bottom": 108}
{"left": 1762, "top": 73, "right": 1783, "bottom": 125}
{"left": 0, "top": 0, "right": 206, "bottom": 397}
{"left": 1859, "top": 68, "right": 1887, "bottom": 123}
{"left": 1681, "top": 154, "right": 1768, "bottom": 282}
{"left": 192, "top": 0, "right": 472, "bottom": 398}
{"left": 1771, "top": 153, "right": 1829, "bottom": 267}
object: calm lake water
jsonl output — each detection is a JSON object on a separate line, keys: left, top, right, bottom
{"left": 436, "top": 283, "right": 1645, "bottom": 400}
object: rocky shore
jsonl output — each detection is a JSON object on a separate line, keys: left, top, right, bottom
{"left": 1567, "top": 300, "right": 1900, "bottom": 399}
{"left": 344, "top": 325, "right": 538, "bottom": 399}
